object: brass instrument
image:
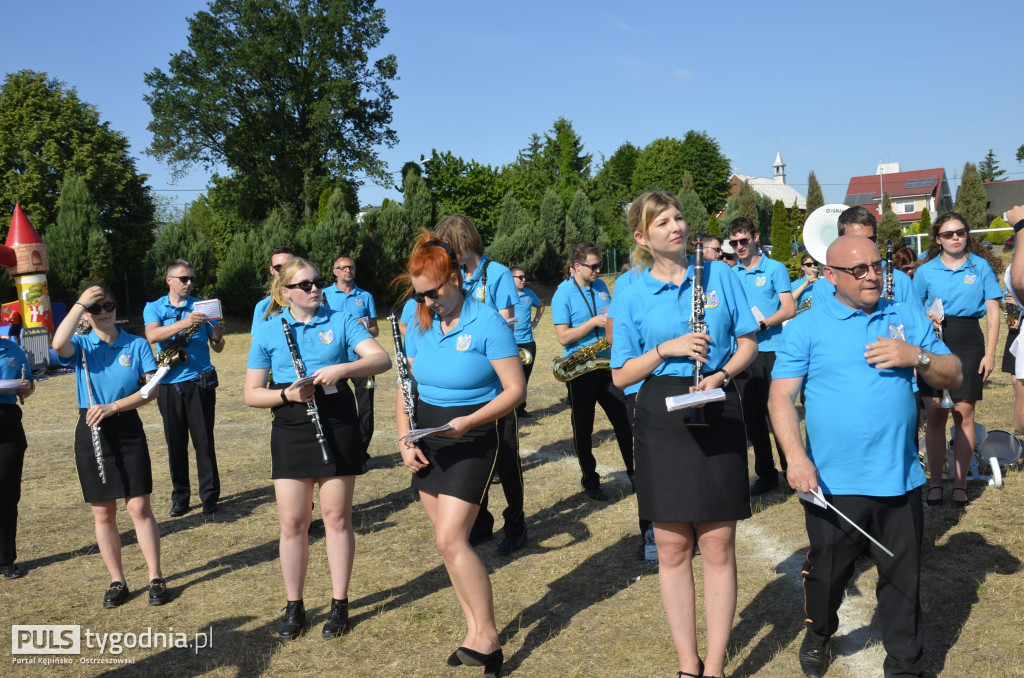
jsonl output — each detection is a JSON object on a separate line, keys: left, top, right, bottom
{"left": 80, "top": 350, "right": 107, "bottom": 484}
{"left": 796, "top": 297, "right": 813, "bottom": 314}
{"left": 281, "top": 318, "right": 334, "bottom": 465}
{"left": 140, "top": 322, "right": 205, "bottom": 398}
{"left": 553, "top": 338, "right": 611, "bottom": 382}
{"left": 519, "top": 347, "right": 534, "bottom": 365}
{"left": 687, "top": 233, "right": 709, "bottom": 426}
{"left": 884, "top": 242, "right": 895, "bottom": 301}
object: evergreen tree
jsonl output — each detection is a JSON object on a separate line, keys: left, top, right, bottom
{"left": 978, "top": 148, "right": 1006, "bottom": 182}
{"left": 44, "top": 175, "right": 98, "bottom": 303}
{"left": 755, "top": 194, "right": 774, "bottom": 242}
{"left": 986, "top": 216, "right": 1011, "bottom": 245}
{"left": 679, "top": 190, "right": 708, "bottom": 247}
{"left": 403, "top": 169, "right": 433, "bottom": 230}
{"left": 806, "top": 171, "right": 824, "bottom": 215}
{"left": 565, "top": 189, "right": 598, "bottom": 247}
{"left": 494, "top": 191, "right": 529, "bottom": 240}
{"left": 706, "top": 213, "right": 721, "bottom": 238}
{"left": 143, "top": 220, "right": 215, "bottom": 296}
{"left": 918, "top": 208, "right": 932, "bottom": 251}
{"left": 365, "top": 203, "right": 416, "bottom": 304}
{"left": 296, "top": 215, "right": 343, "bottom": 278}
{"left": 216, "top": 230, "right": 266, "bottom": 319}
{"left": 260, "top": 207, "right": 297, "bottom": 257}
{"left": 878, "top": 192, "right": 903, "bottom": 250}
{"left": 87, "top": 227, "right": 113, "bottom": 284}
{"left": 680, "top": 170, "right": 695, "bottom": 195}
{"left": 487, "top": 195, "right": 545, "bottom": 276}
{"left": 770, "top": 199, "right": 793, "bottom": 261}
{"left": 790, "top": 198, "right": 805, "bottom": 244}
{"left": 537, "top": 189, "right": 567, "bottom": 279}
{"left": 956, "top": 161, "right": 988, "bottom": 230}
{"left": 737, "top": 181, "right": 758, "bottom": 223}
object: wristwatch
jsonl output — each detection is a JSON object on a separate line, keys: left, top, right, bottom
{"left": 758, "top": 320, "right": 767, "bottom": 332}
{"left": 720, "top": 368, "right": 731, "bottom": 387}
{"left": 916, "top": 349, "right": 931, "bottom": 368}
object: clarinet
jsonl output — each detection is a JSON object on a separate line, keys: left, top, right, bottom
{"left": 389, "top": 311, "right": 417, "bottom": 430}
{"left": 80, "top": 351, "right": 107, "bottom": 484}
{"left": 280, "top": 318, "right": 334, "bottom": 465}
{"left": 884, "top": 242, "right": 895, "bottom": 301}
{"left": 687, "top": 232, "right": 709, "bottom": 427}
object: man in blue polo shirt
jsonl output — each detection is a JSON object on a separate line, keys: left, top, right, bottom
{"left": 728, "top": 217, "right": 795, "bottom": 494}
{"left": 509, "top": 266, "right": 543, "bottom": 417}
{"left": 145, "top": 259, "right": 226, "bottom": 517}
{"left": 323, "top": 255, "right": 379, "bottom": 459}
{"left": 251, "top": 246, "right": 295, "bottom": 334}
{"left": 769, "top": 235, "right": 961, "bottom": 678}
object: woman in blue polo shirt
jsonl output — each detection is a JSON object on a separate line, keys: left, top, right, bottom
{"left": 246, "top": 258, "right": 391, "bottom": 641}
{"left": 791, "top": 253, "right": 819, "bottom": 313}
{"left": 610, "top": 190, "right": 758, "bottom": 678}
{"left": 51, "top": 284, "right": 166, "bottom": 608}
{"left": 396, "top": 233, "right": 524, "bottom": 677}
{"left": 0, "top": 337, "right": 34, "bottom": 580}
{"left": 913, "top": 212, "right": 1002, "bottom": 508}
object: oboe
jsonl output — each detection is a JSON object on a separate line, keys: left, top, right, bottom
{"left": 280, "top": 318, "right": 333, "bottom": 465}
{"left": 688, "top": 232, "right": 709, "bottom": 427}
{"left": 884, "top": 242, "right": 895, "bottom": 301}
{"left": 389, "top": 311, "right": 417, "bottom": 430}
{"left": 80, "top": 350, "right": 107, "bottom": 484}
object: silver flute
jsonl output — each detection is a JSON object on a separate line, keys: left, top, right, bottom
{"left": 80, "top": 350, "right": 107, "bottom": 484}
{"left": 280, "top": 318, "right": 333, "bottom": 465}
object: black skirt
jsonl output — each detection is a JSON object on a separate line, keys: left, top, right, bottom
{"left": 270, "top": 382, "right": 364, "bottom": 479}
{"left": 918, "top": 316, "right": 984, "bottom": 401}
{"left": 1001, "top": 328, "right": 1019, "bottom": 374}
{"left": 411, "top": 401, "right": 499, "bottom": 505}
{"left": 74, "top": 409, "right": 152, "bottom": 503}
{"left": 633, "top": 375, "right": 751, "bottom": 523}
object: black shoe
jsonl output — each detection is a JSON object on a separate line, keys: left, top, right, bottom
{"left": 169, "top": 502, "right": 189, "bottom": 517}
{"left": 321, "top": 598, "right": 349, "bottom": 638}
{"left": 278, "top": 600, "right": 305, "bottom": 641}
{"left": 447, "top": 649, "right": 463, "bottom": 667}
{"left": 456, "top": 646, "right": 503, "bottom": 678}
{"left": 202, "top": 501, "right": 218, "bottom": 515}
{"left": 148, "top": 578, "right": 169, "bottom": 606}
{"left": 583, "top": 485, "right": 609, "bottom": 501}
{"left": 798, "top": 631, "right": 828, "bottom": 678}
{"left": 952, "top": 486, "right": 969, "bottom": 509}
{"left": 1, "top": 564, "right": 27, "bottom": 579}
{"left": 750, "top": 475, "right": 779, "bottom": 496}
{"left": 496, "top": 533, "right": 527, "bottom": 555}
{"left": 103, "top": 581, "right": 129, "bottom": 608}
{"left": 926, "top": 485, "right": 943, "bottom": 507}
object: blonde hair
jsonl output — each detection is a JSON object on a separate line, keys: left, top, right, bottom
{"left": 627, "top": 190, "right": 684, "bottom": 270}
{"left": 264, "top": 258, "right": 319, "bottom": 319}
{"left": 434, "top": 213, "right": 484, "bottom": 256}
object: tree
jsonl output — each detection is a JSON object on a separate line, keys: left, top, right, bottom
{"left": 44, "top": 175, "right": 99, "bottom": 303}
{"left": 678, "top": 130, "right": 732, "bottom": 214}
{"left": 422, "top": 149, "right": 507, "bottom": 241}
{"left": 956, "top": 161, "right": 988, "bottom": 230}
{"left": 678, "top": 189, "right": 708, "bottom": 247}
{"left": 144, "top": 0, "right": 399, "bottom": 220}
{"left": 402, "top": 169, "right": 433, "bottom": 230}
{"left": 917, "top": 207, "right": 932, "bottom": 251}
{"left": 632, "top": 137, "right": 687, "bottom": 196}
{"left": 143, "top": 221, "right": 215, "bottom": 296}
{"left": 706, "top": 213, "right": 721, "bottom": 238}
{"left": 537, "top": 189, "right": 567, "bottom": 279}
{"left": 770, "top": 199, "right": 793, "bottom": 261}
{"left": 216, "top": 230, "right": 267, "bottom": 318}
{"left": 1017, "top": 144, "right": 1024, "bottom": 164}
{"left": 806, "top": 171, "right": 824, "bottom": 215}
{"left": 88, "top": 227, "right": 113, "bottom": 284}
{"left": 978, "top": 148, "right": 1006, "bottom": 182}
{"left": 590, "top": 142, "right": 639, "bottom": 259}
{"left": 539, "top": 117, "right": 592, "bottom": 207}
{"left": 487, "top": 194, "right": 545, "bottom": 276}
{"left": 789, "top": 198, "right": 805, "bottom": 244}
{"left": 0, "top": 70, "right": 155, "bottom": 272}
{"left": 878, "top": 192, "right": 903, "bottom": 249}
{"left": 564, "top": 189, "right": 598, "bottom": 250}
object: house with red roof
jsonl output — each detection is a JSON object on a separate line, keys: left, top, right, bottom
{"left": 843, "top": 163, "right": 953, "bottom": 227}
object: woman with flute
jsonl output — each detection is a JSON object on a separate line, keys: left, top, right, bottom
{"left": 609, "top": 190, "right": 758, "bottom": 678}
{"left": 395, "top": 232, "right": 524, "bottom": 677}
{"left": 913, "top": 212, "right": 1002, "bottom": 509}
{"left": 245, "top": 258, "right": 390, "bottom": 640}
{"left": 0, "top": 333, "right": 35, "bottom": 580}
{"left": 52, "top": 284, "right": 166, "bottom": 607}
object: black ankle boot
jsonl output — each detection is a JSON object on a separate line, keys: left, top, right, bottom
{"left": 278, "top": 600, "right": 305, "bottom": 641}
{"left": 321, "top": 598, "right": 349, "bottom": 639}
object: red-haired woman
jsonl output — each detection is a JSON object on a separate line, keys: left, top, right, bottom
{"left": 395, "top": 232, "right": 525, "bottom": 677}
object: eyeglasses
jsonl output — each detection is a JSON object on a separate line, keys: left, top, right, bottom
{"left": 728, "top": 237, "right": 750, "bottom": 248}
{"left": 802, "top": 262, "right": 816, "bottom": 267}
{"left": 283, "top": 277, "right": 328, "bottom": 292}
{"left": 512, "top": 275, "right": 526, "bottom": 281}
{"left": 705, "top": 246, "right": 722, "bottom": 254}
{"left": 828, "top": 261, "right": 883, "bottom": 280}
{"left": 412, "top": 286, "right": 443, "bottom": 304}
{"left": 938, "top": 228, "right": 968, "bottom": 240}
{"left": 171, "top": 275, "right": 195, "bottom": 284}
{"left": 85, "top": 301, "right": 117, "bottom": 314}
{"left": 334, "top": 265, "right": 354, "bottom": 271}
{"left": 576, "top": 261, "right": 603, "bottom": 272}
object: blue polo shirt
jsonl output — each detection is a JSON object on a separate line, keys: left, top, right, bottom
{"left": 912, "top": 253, "right": 1002, "bottom": 318}
{"left": 464, "top": 255, "right": 517, "bottom": 312}
{"left": 551, "top": 277, "right": 613, "bottom": 357}
{"left": 0, "top": 340, "right": 32, "bottom": 405}
{"left": 791, "top": 276, "right": 816, "bottom": 310}
{"left": 322, "top": 284, "right": 377, "bottom": 321}
{"left": 772, "top": 290, "right": 949, "bottom": 496}
{"left": 251, "top": 296, "right": 275, "bottom": 336}
{"left": 248, "top": 307, "right": 371, "bottom": 381}
{"left": 610, "top": 261, "right": 758, "bottom": 382}
{"left": 404, "top": 296, "right": 519, "bottom": 407}
{"left": 512, "top": 289, "right": 542, "bottom": 343}
{"left": 732, "top": 255, "right": 791, "bottom": 351}
{"left": 143, "top": 295, "right": 218, "bottom": 382}
{"left": 815, "top": 265, "right": 916, "bottom": 306}
{"left": 59, "top": 331, "right": 158, "bottom": 408}
{"left": 612, "top": 269, "right": 643, "bottom": 295}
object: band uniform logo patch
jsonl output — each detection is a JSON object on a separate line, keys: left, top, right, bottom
{"left": 455, "top": 334, "right": 472, "bottom": 352}
{"left": 888, "top": 323, "right": 906, "bottom": 340}
{"left": 705, "top": 290, "right": 720, "bottom": 308}
{"left": 755, "top": 276, "right": 767, "bottom": 287}
{"left": 597, "top": 291, "right": 609, "bottom": 302}
{"left": 5, "top": 356, "right": 15, "bottom": 367}
{"left": 963, "top": 273, "right": 977, "bottom": 284}
{"left": 353, "top": 298, "right": 363, "bottom": 306}
{"left": 474, "top": 286, "right": 486, "bottom": 301}
{"left": 318, "top": 330, "right": 335, "bottom": 344}
{"left": 118, "top": 354, "right": 133, "bottom": 367}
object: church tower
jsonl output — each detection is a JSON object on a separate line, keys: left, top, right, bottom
{"left": 773, "top": 146, "right": 787, "bottom": 184}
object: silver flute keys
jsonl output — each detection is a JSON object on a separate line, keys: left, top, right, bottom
{"left": 80, "top": 350, "right": 107, "bottom": 484}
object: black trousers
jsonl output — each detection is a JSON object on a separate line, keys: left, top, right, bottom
{"left": 157, "top": 381, "right": 220, "bottom": 506}
{"left": 802, "top": 488, "right": 925, "bottom": 677}
{"left": 0, "top": 405, "right": 27, "bottom": 566}
{"left": 474, "top": 412, "right": 526, "bottom": 538}
{"left": 350, "top": 376, "right": 374, "bottom": 456}
{"left": 517, "top": 341, "right": 536, "bottom": 409}
{"left": 566, "top": 369, "right": 633, "bottom": 489}
{"left": 735, "top": 349, "right": 785, "bottom": 478}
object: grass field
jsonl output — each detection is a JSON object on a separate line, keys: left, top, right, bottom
{"left": 2, "top": 282, "right": 1023, "bottom": 677}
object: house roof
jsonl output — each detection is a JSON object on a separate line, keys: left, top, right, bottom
{"left": 732, "top": 174, "right": 807, "bottom": 209}
{"left": 982, "top": 180, "right": 1024, "bottom": 220}
{"left": 844, "top": 168, "right": 945, "bottom": 206}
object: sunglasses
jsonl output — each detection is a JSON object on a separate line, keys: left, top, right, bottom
{"left": 171, "top": 275, "right": 195, "bottom": 284}
{"left": 828, "top": 261, "right": 883, "bottom": 280}
{"left": 412, "top": 286, "right": 443, "bottom": 304}
{"left": 705, "top": 246, "right": 722, "bottom": 253}
{"left": 576, "top": 261, "right": 603, "bottom": 272}
{"left": 728, "top": 237, "right": 751, "bottom": 248}
{"left": 283, "top": 277, "right": 328, "bottom": 292}
{"left": 334, "top": 265, "right": 354, "bottom": 271}
{"left": 512, "top": 274, "right": 526, "bottom": 280}
{"left": 85, "top": 301, "right": 117, "bottom": 314}
{"left": 802, "top": 262, "right": 817, "bottom": 267}
{"left": 938, "top": 228, "right": 968, "bottom": 240}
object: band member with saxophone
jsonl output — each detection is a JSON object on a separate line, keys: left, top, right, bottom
{"left": 435, "top": 214, "right": 526, "bottom": 555}
{"left": 251, "top": 246, "right": 296, "bottom": 335}
{"left": 611, "top": 191, "right": 758, "bottom": 678}
{"left": 395, "top": 233, "right": 524, "bottom": 677}
{"left": 245, "top": 259, "right": 391, "bottom": 640}
{"left": 727, "top": 217, "right": 795, "bottom": 495}
{"left": 144, "top": 259, "right": 225, "bottom": 517}
{"left": 323, "top": 255, "right": 379, "bottom": 460}
{"left": 913, "top": 212, "right": 1002, "bottom": 509}
{"left": 53, "top": 284, "right": 167, "bottom": 608}
{"left": 769, "top": 235, "right": 961, "bottom": 678}
{"left": 510, "top": 265, "right": 544, "bottom": 417}
{"left": 552, "top": 242, "right": 634, "bottom": 501}
{"left": 0, "top": 335, "right": 34, "bottom": 580}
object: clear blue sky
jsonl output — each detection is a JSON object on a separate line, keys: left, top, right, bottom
{"left": 3, "top": 0, "right": 1023, "bottom": 217}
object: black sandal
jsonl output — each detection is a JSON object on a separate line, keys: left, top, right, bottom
{"left": 926, "top": 485, "right": 943, "bottom": 507}
{"left": 952, "top": 487, "right": 969, "bottom": 509}
{"left": 677, "top": 658, "right": 704, "bottom": 677}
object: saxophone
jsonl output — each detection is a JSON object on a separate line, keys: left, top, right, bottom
{"left": 140, "top": 323, "right": 205, "bottom": 398}
{"left": 553, "top": 337, "right": 611, "bottom": 382}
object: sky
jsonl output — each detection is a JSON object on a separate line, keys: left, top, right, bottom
{"left": 3, "top": 0, "right": 1023, "bottom": 218}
